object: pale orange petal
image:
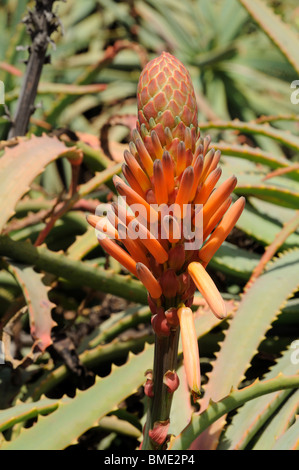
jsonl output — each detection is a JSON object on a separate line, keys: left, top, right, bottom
{"left": 177, "top": 306, "right": 201, "bottom": 397}
{"left": 188, "top": 262, "right": 226, "bottom": 319}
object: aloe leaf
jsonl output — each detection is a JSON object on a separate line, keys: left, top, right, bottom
{"left": 215, "top": 142, "right": 298, "bottom": 179}
{"left": 247, "top": 211, "right": 299, "bottom": 286}
{"left": 169, "top": 374, "right": 299, "bottom": 450}
{"left": 209, "top": 241, "right": 259, "bottom": 280}
{"left": 0, "top": 136, "right": 81, "bottom": 232}
{"left": 66, "top": 226, "right": 99, "bottom": 260}
{"left": 221, "top": 159, "right": 299, "bottom": 209}
{"left": 0, "top": 398, "right": 66, "bottom": 433}
{"left": 30, "top": 300, "right": 225, "bottom": 401}
{"left": 2, "top": 346, "right": 154, "bottom": 450}
{"left": 234, "top": 181, "right": 299, "bottom": 210}
{"left": 0, "top": 236, "right": 148, "bottom": 304}
{"left": 237, "top": 205, "right": 299, "bottom": 249}
{"left": 237, "top": 0, "right": 299, "bottom": 75}
{"left": 7, "top": 262, "right": 56, "bottom": 351}
{"left": 252, "top": 389, "right": 299, "bottom": 450}
{"left": 195, "top": 248, "right": 299, "bottom": 449}
{"left": 199, "top": 120, "right": 299, "bottom": 155}
{"left": 218, "top": 347, "right": 299, "bottom": 450}
{"left": 249, "top": 198, "right": 297, "bottom": 226}
{"left": 271, "top": 416, "right": 299, "bottom": 450}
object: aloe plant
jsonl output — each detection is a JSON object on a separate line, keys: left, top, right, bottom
{"left": 0, "top": 0, "right": 298, "bottom": 452}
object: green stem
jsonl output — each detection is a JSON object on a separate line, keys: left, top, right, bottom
{"left": 142, "top": 328, "right": 180, "bottom": 450}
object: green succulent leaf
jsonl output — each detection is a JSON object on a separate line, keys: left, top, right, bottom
{"left": 237, "top": 0, "right": 299, "bottom": 75}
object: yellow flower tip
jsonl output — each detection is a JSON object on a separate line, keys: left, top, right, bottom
{"left": 136, "top": 262, "right": 162, "bottom": 299}
{"left": 177, "top": 306, "right": 201, "bottom": 395}
{"left": 187, "top": 262, "right": 227, "bottom": 319}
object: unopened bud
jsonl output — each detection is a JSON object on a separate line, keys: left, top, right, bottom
{"left": 151, "top": 307, "right": 171, "bottom": 337}
{"left": 165, "top": 307, "right": 179, "bottom": 327}
{"left": 163, "top": 370, "right": 180, "bottom": 393}
{"left": 168, "top": 244, "right": 185, "bottom": 271}
{"left": 159, "top": 269, "right": 179, "bottom": 298}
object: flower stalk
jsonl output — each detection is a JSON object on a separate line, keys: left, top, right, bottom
{"left": 86, "top": 52, "right": 245, "bottom": 450}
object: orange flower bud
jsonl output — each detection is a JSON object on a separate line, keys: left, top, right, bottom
{"left": 136, "top": 262, "right": 162, "bottom": 299}
{"left": 199, "top": 197, "right": 245, "bottom": 265}
{"left": 168, "top": 244, "right": 185, "bottom": 271}
{"left": 98, "top": 235, "right": 137, "bottom": 277}
{"left": 159, "top": 269, "right": 180, "bottom": 298}
{"left": 122, "top": 163, "right": 146, "bottom": 198}
{"left": 86, "top": 214, "right": 119, "bottom": 240}
{"left": 153, "top": 159, "right": 168, "bottom": 205}
{"left": 174, "top": 166, "right": 194, "bottom": 218}
{"left": 202, "top": 175, "right": 237, "bottom": 224}
{"left": 194, "top": 167, "right": 222, "bottom": 205}
{"left": 162, "top": 151, "right": 175, "bottom": 194}
{"left": 124, "top": 149, "right": 151, "bottom": 193}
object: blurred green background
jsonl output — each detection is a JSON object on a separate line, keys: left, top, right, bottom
{"left": 1, "top": 0, "right": 299, "bottom": 140}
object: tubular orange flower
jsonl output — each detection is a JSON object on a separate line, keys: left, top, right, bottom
{"left": 98, "top": 235, "right": 137, "bottom": 277}
{"left": 134, "top": 136, "right": 154, "bottom": 177}
{"left": 189, "top": 154, "right": 204, "bottom": 201}
{"left": 124, "top": 149, "right": 152, "bottom": 193}
{"left": 136, "top": 262, "right": 162, "bottom": 299}
{"left": 117, "top": 223, "right": 150, "bottom": 268}
{"left": 113, "top": 175, "right": 158, "bottom": 225}
{"left": 199, "top": 148, "right": 215, "bottom": 183}
{"left": 151, "top": 130, "right": 164, "bottom": 160}
{"left": 199, "top": 197, "right": 246, "bottom": 265}
{"left": 177, "top": 306, "right": 201, "bottom": 398}
{"left": 174, "top": 166, "right": 194, "bottom": 217}
{"left": 86, "top": 52, "right": 245, "bottom": 449}
{"left": 153, "top": 159, "right": 168, "bottom": 205}
{"left": 162, "top": 151, "right": 175, "bottom": 194}
{"left": 202, "top": 175, "right": 237, "bottom": 224}
{"left": 133, "top": 220, "right": 169, "bottom": 264}
{"left": 86, "top": 214, "right": 119, "bottom": 240}
{"left": 202, "top": 196, "right": 232, "bottom": 241}
{"left": 176, "top": 141, "right": 187, "bottom": 177}
{"left": 122, "top": 163, "right": 146, "bottom": 198}
{"left": 188, "top": 262, "right": 227, "bottom": 319}
{"left": 194, "top": 167, "right": 222, "bottom": 205}
{"left": 162, "top": 214, "right": 181, "bottom": 243}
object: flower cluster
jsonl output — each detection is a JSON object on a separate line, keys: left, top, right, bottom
{"left": 87, "top": 52, "right": 245, "bottom": 395}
